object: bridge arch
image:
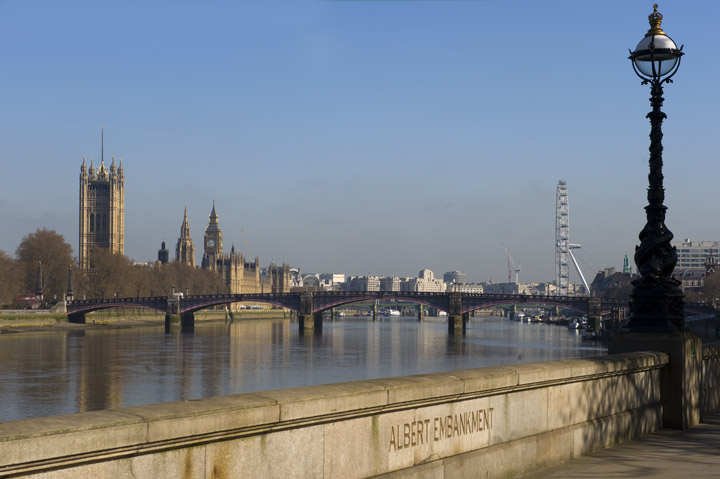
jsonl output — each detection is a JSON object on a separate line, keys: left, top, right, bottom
{"left": 180, "top": 298, "right": 292, "bottom": 314}
{"left": 312, "top": 295, "right": 448, "bottom": 314}
{"left": 464, "top": 300, "right": 588, "bottom": 316}
{"left": 67, "top": 301, "right": 167, "bottom": 316}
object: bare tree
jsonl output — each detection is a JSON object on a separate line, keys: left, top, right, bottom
{"left": 0, "top": 250, "right": 21, "bottom": 306}
{"left": 15, "top": 228, "right": 73, "bottom": 301}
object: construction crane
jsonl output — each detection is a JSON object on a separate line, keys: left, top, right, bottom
{"left": 505, "top": 248, "right": 522, "bottom": 284}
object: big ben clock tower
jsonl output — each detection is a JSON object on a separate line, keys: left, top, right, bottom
{"left": 201, "top": 201, "right": 223, "bottom": 271}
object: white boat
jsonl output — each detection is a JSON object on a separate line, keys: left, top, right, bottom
{"left": 387, "top": 309, "right": 401, "bottom": 316}
{"left": 568, "top": 318, "right": 581, "bottom": 329}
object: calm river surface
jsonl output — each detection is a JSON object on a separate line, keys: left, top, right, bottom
{"left": 0, "top": 316, "right": 605, "bottom": 423}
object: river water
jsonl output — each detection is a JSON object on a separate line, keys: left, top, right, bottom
{"left": 0, "top": 316, "right": 605, "bottom": 423}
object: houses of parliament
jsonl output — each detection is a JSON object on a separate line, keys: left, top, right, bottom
{"left": 79, "top": 155, "right": 290, "bottom": 298}
{"left": 168, "top": 201, "right": 291, "bottom": 298}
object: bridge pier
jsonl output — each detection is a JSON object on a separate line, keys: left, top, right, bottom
{"left": 588, "top": 297, "right": 602, "bottom": 333}
{"left": 165, "top": 313, "right": 180, "bottom": 331}
{"left": 417, "top": 304, "right": 423, "bottom": 322}
{"left": 68, "top": 312, "right": 85, "bottom": 324}
{"left": 373, "top": 300, "right": 378, "bottom": 321}
{"left": 447, "top": 292, "right": 465, "bottom": 335}
{"left": 165, "top": 312, "right": 195, "bottom": 332}
{"left": 298, "top": 292, "right": 321, "bottom": 333}
{"left": 448, "top": 314, "right": 465, "bottom": 334}
{"left": 225, "top": 305, "right": 234, "bottom": 323}
{"left": 298, "top": 312, "right": 322, "bottom": 333}
{"left": 299, "top": 314, "right": 311, "bottom": 332}
{"left": 181, "top": 312, "right": 195, "bottom": 331}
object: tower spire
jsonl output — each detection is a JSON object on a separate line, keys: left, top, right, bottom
{"left": 210, "top": 200, "right": 218, "bottom": 223}
{"left": 180, "top": 206, "right": 191, "bottom": 235}
{"left": 101, "top": 126, "right": 104, "bottom": 164}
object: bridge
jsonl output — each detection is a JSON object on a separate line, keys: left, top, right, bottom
{"left": 66, "top": 290, "right": 716, "bottom": 333}
{"left": 65, "top": 290, "right": 640, "bottom": 333}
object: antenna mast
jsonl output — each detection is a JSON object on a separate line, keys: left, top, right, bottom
{"left": 555, "top": 180, "right": 570, "bottom": 295}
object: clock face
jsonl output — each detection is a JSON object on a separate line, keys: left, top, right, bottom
{"left": 208, "top": 239, "right": 216, "bottom": 248}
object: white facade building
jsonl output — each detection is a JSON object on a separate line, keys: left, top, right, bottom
{"left": 446, "top": 282, "right": 484, "bottom": 293}
{"left": 404, "top": 269, "right": 445, "bottom": 292}
{"left": 673, "top": 239, "right": 720, "bottom": 271}
{"left": 380, "top": 276, "right": 401, "bottom": 292}
{"left": 345, "top": 276, "right": 380, "bottom": 291}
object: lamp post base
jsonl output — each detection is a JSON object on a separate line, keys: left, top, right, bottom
{"left": 627, "top": 279, "right": 684, "bottom": 333}
{"left": 609, "top": 331, "right": 701, "bottom": 430}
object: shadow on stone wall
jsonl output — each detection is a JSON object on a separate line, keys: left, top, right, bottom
{"left": 572, "top": 355, "right": 662, "bottom": 458}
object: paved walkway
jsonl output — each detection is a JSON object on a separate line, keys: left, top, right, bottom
{"left": 525, "top": 413, "right": 720, "bottom": 478}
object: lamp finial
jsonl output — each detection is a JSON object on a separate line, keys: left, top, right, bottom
{"left": 646, "top": 4, "right": 666, "bottom": 37}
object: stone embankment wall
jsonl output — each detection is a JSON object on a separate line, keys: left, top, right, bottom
{"left": 702, "top": 343, "right": 720, "bottom": 414}
{"left": 0, "top": 352, "right": 668, "bottom": 479}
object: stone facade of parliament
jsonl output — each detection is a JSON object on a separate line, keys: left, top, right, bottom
{"left": 175, "top": 203, "right": 290, "bottom": 301}
{"left": 79, "top": 156, "right": 125, "bottom": 271}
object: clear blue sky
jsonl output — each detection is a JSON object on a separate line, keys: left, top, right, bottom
{"left": 0, "top": 0, "right": 717, "bottom": 283}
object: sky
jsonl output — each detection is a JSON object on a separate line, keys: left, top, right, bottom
{"left": 1, "top": 0, "right": 718, "bottom": 284}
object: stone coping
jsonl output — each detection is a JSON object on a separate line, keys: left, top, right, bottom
{"left": 0, "top": 351, "right": 668, "bottom": 476}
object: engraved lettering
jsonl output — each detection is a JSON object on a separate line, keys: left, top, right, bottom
{"left": 390, "top": 407, "right": 496, "bottom": 452}
{"left": 389, "top": 425, "right": 397, "bottom": 452}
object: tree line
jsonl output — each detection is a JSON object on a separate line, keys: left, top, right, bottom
{"left": 0, "top": 228, "right": 224, "bottom": 308}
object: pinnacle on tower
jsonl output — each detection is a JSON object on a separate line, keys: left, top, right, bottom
{"left": 97, "top": 159, "right": 107, "bottom": 180}
{"left": 180, "top": 206, "right": 191, "bottom": 235}
{"left": 175, "top": 207, "right": 196, "bottom": 267}
{"left": 210, "top": 200, "right": 218, "bottom": 223}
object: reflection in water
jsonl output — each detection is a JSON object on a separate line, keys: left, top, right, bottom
{"left": 0, "top": 316, "right": 604, "bottom": 422}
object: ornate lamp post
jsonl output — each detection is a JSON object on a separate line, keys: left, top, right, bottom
{"left": 628, "top": 4, "right": 685, "bottom": 333}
